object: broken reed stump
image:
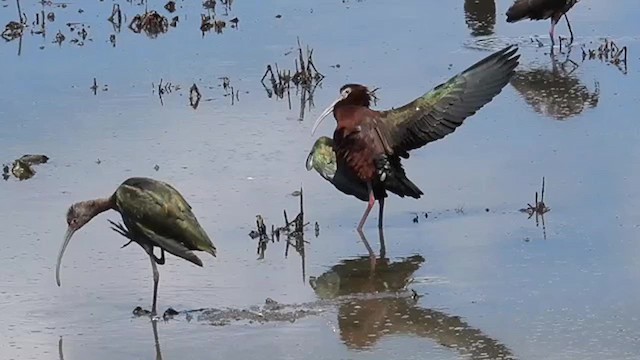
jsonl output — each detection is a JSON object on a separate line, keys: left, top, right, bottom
{"left": 581, "top": 39, "right": 628, "bottom": 74}
{"left": 129, "top": 10, "right": 169, "bottom": 38}
{"left": 250, "top": 188, "right": 310, "bottom": 261}
{"left": 520, "top": 177, "right": 550, "bottom": 218}
{"left": 519, "top": 177, "right": 551, "bottom": 239}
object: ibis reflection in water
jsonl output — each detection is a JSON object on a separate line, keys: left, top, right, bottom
{"left": 309, "top": 256, "right": 516, "bottom": 358}
{"left": 510, "top": 53, "right": 599, "bottom": 120}
{"left": 55, "top": 177, "right": 217, "bottom": 316}
{"left": 506, "top": 0, "right": 580, "bottom": 46}
{"left": 308, "top": 45, "right": 519, "bottom": 257}
{"left": 464, "top": 0, "right": 496, "bottom": 37}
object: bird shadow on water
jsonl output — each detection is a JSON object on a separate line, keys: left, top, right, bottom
{"left": 510, "top": 49, "right": 600, "bottom": 121}
{"left": 309, "top": 255, "right": 517, "bottom": 359}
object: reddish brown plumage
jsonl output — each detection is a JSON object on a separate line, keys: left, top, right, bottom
{"left": 333, "top": 106, "right": 386, "bottom": 182}
{"left": 311, "top": 46, "right": 519, "bottom": 240}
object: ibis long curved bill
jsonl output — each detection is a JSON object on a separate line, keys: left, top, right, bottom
{"left": 56, "top": 227, "right": 76, "bottom": 286}
{"left": 311, "top": 96, "right": 342, "bottom": 136}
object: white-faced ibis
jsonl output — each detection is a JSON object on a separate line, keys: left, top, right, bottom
{"left": 310, "top": 45, "right": 520, "bottom": 246}
{"left": 506, "top": 0, "right": 580, "bottom": 46}
{"left": 56, "top": 177, "right": 216, "bottom": 315}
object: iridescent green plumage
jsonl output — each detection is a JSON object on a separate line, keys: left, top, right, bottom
{"left": 113, "top": 177, "right": 216, "bottom": 265}
{"left": 309, "top": 45, "right": 519, "bottom": 239}
{"left": 306, "top": 136, "right": 372, "bottom": 202}
{"left": 306, "top": 137, "right": 337, "bottom": 182}
{"left": 56, "top": 176, "right": 216, "bottom": 315}
{"left": 378, "top": 44, "right": 520, "bottom": 157}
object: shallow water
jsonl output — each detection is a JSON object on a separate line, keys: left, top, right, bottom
{"left": 1, "top": 0, "right": 640, "bottom": 359}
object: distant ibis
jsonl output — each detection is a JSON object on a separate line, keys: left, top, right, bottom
{"left": 56, "top": 177, "right": 216, "bottom": 315}
{"left": 506, "top": 0, "right": 580, "bottom": 46}
{"left": 310, "top": 45, "right": 520, "bottom": 244}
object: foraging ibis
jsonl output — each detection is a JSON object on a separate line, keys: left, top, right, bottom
{"left": 506, "top": 0, "right": 580, "bottom": 46}
{"left": 56, "top": 177, "right": 216, "bottom": 315}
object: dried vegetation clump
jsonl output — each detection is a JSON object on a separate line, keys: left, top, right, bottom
{"left": 519, "top": 177, "right": 551, "bottom": 239}
{"left": 581, "top": 38, "right": 628, "bottom": 74}
{"left": 200, "top": 0, "right": 238, "bottom": 35}
{"left": 261, "top": 39, "right": 325, "bottom": 120}
{"left": 250, "top": 188, "right": 310, "bottom": 274}
{"left": 3, "top": 155, "right": 49, "bottom": 181}
{"left": 129, "top": 10, "right": 169, "bottom": 37}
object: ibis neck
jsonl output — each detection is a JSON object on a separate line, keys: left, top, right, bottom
{"left": 87, "top": 197, "right": 115, "bottom": 218}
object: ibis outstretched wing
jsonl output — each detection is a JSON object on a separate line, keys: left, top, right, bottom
{"left": 379, "top": 45, "right": 520, "bottom": 156}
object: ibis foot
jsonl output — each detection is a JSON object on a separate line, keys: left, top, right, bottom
{"left": 133, "top": 306, "right": 153, "bottom": 317}
{"left": 162, "top": 307, "right": 179, "bottom": 321}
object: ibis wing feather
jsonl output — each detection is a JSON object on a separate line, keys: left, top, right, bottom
{"left": 114, "top": 177, "right": 216, "bottom": 257}
{"left": 132, "top": 220, "right": 204, "bottom": 266}
{"left": 379, "top": 45, "right": 520, "bottom": 154}
{"left": 308, "top": 137, "right": 372, "bottom": 201}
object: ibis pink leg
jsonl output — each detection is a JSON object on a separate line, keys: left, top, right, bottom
{"left": 564, "top": 14, "right": 574, "bottom": 44}
{"left": 378, "top": 198, "right": 386, "bottom": 258}
{"left": 356, "top": 182, "right": 375, "bottom": 233}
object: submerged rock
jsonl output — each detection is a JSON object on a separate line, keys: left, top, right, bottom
{"left": 18, "top": 154, "right": 49, "bottom": 165}
{"left": 3, "top": 154, "right": 49, "bottom": 181}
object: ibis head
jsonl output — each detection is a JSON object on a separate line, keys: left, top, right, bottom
{"left": 311, "top": 84, "right": 373, "bottom": 136}
{"left": 57, "top": 198, "right": 113, "bottom": 287}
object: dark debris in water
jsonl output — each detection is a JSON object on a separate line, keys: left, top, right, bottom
{"left": 219, "top": 76, "right": 240, "bottom": 105}
{"left": 519, "top": 177, "right": 550, "bottom": 239}
{"left": 3, "top": 154, "right": 49, "bottom": 181}
{"left": 151, "top": 77, "right": 237, "bottom": 108}
{"left": 153, "top": 78, "right": 180, "bottom": 106}
{"left": 519, "top": 177, "right": 551, "bottom": 218}
{"left": 108, "top": 4, "right": 123, "bottom": 33}
{"left": 200, "top": 0, "right": 237, "bottom": 35}
{"left": 164, "top": 1, "right": 176, "bottom": 13}
{"left": 2, "top": 20, "right": 25, "bottom": 41}
{"left": 132, "top": 306, "right": 152, "bottom": 317}
{"left": 129, "top": 10, "right": 169, "bottom": 38}
{"left": 189, "top": 83, "right": 202, "bottom": 109}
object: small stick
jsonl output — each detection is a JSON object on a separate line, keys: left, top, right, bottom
{"left": 16, "top": 0, "right": 23, "bottom": 23}
{"left": 299, "top": 186, "right": 304, "bottom": 233}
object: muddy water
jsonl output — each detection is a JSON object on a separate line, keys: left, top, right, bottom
{"left": 1, "top": 0, "right": 639, "bottom": 359}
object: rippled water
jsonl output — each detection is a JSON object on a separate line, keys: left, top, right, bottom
{"left": 1, "top": 0, "right": 640, "bottom": 359}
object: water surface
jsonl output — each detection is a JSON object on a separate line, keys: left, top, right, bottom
{"left": 1, "top": 0, "right": 640, "bottom": 359}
